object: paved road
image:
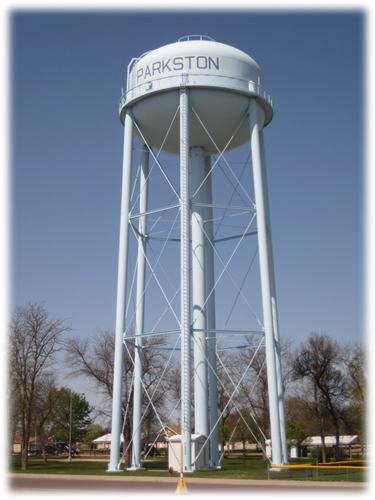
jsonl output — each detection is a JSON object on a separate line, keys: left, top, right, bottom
{"left": 7, "top": 474, "right": 368, "bottom": 494}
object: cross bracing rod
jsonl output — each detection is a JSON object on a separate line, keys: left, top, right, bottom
{"left": 214, "top": 230, "right": 257, "bottom": 244}
{"left": 127, "top": 208, "right": 181, "bottom": 329}
{"left": 190, "top": 335, "right": 264, "bottom": 467}
{"left": 217, "top": 344, "right": 264, "bottom": 352}
{"left": 124, "top": 340, "right": 183, "bottom": 352}
{"left": 124, "top": 339, "right": 137, "bottom": 349}
{"left": 133, "top": 115, "right": 180, "bottom": 201}
{"left": 122, "top": 339, "right": 182, "bottom": 469}
{"left": 189, "top": 104, "right": 256, "bottom": 208}
{"left": 190, "top": 199, "right": 263, "bottom": 328}
{"left": 128, "top": 203, "right": 180, "bottom": 220}
{"left": 216, "top": 346, "right": 268, "bottom": 447}
{"left": 194, "top": 328, "right": 264, "bottom": 336}
{"left": 147, "top": 236, "right": 180, "bottom": 243}
{"left": 147, "top": 230, "right": 257, "bottom": 244}
{"left": 144, "top": 347, "right": 182, "bottom": 351}
{"left": 123, "top": 328, "right": 181, "bottom": 341}
{"left": 191, "top": 202, "right": 256, "bottom": 213}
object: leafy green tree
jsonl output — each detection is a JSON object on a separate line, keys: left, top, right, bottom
{"left": 231, "top": 408, "right": 259, "bottom": 457}
{"left": 218, "top": 425, "right": 230, "bottom": 454}
{"left": 51, "top": 388, "right": 93, "bottom": 444}
{"left": 81, "top": 424, "right": 103, "bottom": 445}
{"left": 286, "top": 421, "right": 308, "bottom": 455}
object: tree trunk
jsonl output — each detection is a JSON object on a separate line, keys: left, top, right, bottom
{"left": 5, "top": 434, "right": 14, "bottom": 469}
{"left": 5, "top": 443, "right": 12, "bottom": 469}
{"left": 123, "top": 413, "right": 132, "bottom": 469}
{"left": 320, "top": 435, "right": 326, "bottom": 463}
{"left": 21, "top": 418, "right": 30, "bottom": 470}
{"left": 21, "top": 443, "right": 28, "bottom": 470}
{"left": 41, "top": 442, "right": 48, "bottom": 464}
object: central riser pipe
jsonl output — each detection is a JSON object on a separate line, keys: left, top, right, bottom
{"left": 191, "top": 147, "right": 209, "bottom": 442}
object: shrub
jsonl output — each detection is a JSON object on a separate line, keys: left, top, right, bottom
{"left": 309, "top": 447, "right": 333, "bottom": 464}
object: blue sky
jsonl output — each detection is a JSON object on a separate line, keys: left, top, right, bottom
{"left": 6, "top": 6, "right": 367, "bottom": 409}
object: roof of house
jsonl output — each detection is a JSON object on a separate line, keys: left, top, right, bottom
{"left": 301, "top": 435, "right": 359, "bottom": 446}
{"left": 13, "top": 435, "right": 39, "bottom": 444}
{"left": 164, "top": 425, "right": 181, "bottom": 435}
{"left": 169, "top": 434, "right": 206, "bottom": 442}
{"left": 91, "top": 433, "right": 124, "bottom": 444}
{"left": 266, "top": 435, "right": 359, "bottom": 447}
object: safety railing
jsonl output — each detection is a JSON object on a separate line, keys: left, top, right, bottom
{"left": 119, "top": 73, "right": 273, "bottom": 114}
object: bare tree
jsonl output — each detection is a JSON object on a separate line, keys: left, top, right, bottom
{"left": 292, "top": 333, "right": 350, "bottom": 461}
{"left": 340, "top": 341, "right": 368, "bottom": 454}
{"left": 8, "top": 302, "right": 70, "bottom": 470}
{"left": 288, "top": 377, "right": 332, "bottom": 462}
{"left": 234, "top": 335, "right": 293, "bottom": 457}
{"left": 64, "top": 329, "right": 171, "bottom": 467}
{"left": 216, "top": 349, "right": 239, "bottom": 426}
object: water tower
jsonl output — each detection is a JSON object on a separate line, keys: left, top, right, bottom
{"left": 108, "top": 35, "right": 289, "bottom": 472}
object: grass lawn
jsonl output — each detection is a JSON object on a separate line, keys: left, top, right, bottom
{"left": 8, "top": 454, "right": 368, "bottom": 483}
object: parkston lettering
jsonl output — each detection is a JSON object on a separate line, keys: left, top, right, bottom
{"left": 136, "top": 55, "right": 220, "bottom": 83}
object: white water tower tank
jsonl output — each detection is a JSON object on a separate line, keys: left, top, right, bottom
{"left": 119, "top": 35, "right": 273, "bottom": 155}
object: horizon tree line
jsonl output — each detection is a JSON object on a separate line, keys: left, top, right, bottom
{"left": 8, "top": 301, "right": 367, "bottom": 469}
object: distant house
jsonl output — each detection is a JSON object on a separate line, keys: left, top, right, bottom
{"left": 290, "top": 435, "right": 360, "bottom": 459}
{"left": 145, "top": 425, "right": 181, "bottom": 450}
{"left": 28, "top": 437, "right": 42, "bottom": 454}
{"left": 89, "top": 426, "right": 187, "bottom": 452}
{"left": 13, "top": 435, "right": 22, "bottom": 454}
{"left": 12, "top": 435, "right": 43, "bottom": 454}
{"left": 265, "top": 435, "right": 360, "bottom": 459}
{"left": 91, "top": 433, "right": 124, "bottom": 451}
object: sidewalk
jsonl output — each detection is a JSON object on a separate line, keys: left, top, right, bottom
{"left": 7, "top": 473, "right": 368, "bottom": 488}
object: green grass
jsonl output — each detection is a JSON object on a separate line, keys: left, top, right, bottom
{"left": 8, "top": 455, "right": 269, "bottom": 479}
{"left": 8, "top": 455, "right": 368, "bottom": 483}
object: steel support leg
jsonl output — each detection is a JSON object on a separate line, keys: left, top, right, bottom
{"left": 259, "top": 130, "right": 289, "bottom": 465}
{"left": 180, "top": 86, "right": 192, "bottom": 472}
{"left": 108, "top": 109, "right": 134, "bottom": 471}
{"left": 204, "top": 155, "right": 220, "bottom": 469}
{"left": 130, "top": 143, "right": 149, "bottom": 470}
{"left": 249, "top": 98, "right": 282, "bottom": 466}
